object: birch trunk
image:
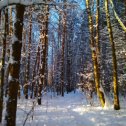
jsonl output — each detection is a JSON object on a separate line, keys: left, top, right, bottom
{"left": 0, "top": 8, "right": 8, "bottom": 122}
{"left": 4, "top": 5, "right": 25, "bottom": 126}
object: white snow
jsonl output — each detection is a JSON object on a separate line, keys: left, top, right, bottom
{"left": 2, "top": 90, "right": 126, "bottom": 126}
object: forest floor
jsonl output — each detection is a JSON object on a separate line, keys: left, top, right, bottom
{"left": 2, "top": 90, "right": 126, "bottom": 126}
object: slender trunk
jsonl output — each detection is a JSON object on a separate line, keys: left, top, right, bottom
{"left": 86, "top": 0, "right": 105, "bottom": 107}
{"left": 24, "top": 8, "right": 32, "bottom": 99}
{"left": 21, "top": 29, "right": 26, "bottom": 95}
{"left": 61, "top": 1, "right": 67, "bottom": 96}
{"left": 44, "top": 6, "right": 49, "bottom": 91}
{"left": 38, "top": 5, "right": 49, "bottom": 104}
{"left": 34, "top": 45, "right": 40, "bottom": 98}
{"left": 38, "top": 25, "right": 46, "bottom": 104}
{"left": 30, "top": 46, "right": 40, "bottom": 98}
{"left": 5, "top": 9, "right": 10, "bottom": 97}
{"left": 4, "top": 5, "right": 25, "bottom": 126}
{"left": 96, "top": 0, "right": 100, "bottom": 62}
{"left": 5, "top": 7, "right": 14, "bottom": 98}
{"left": 61, "top": 20, "right": 65, "bottom": 97}
{"left": 66, "top": 33, "right": 71, "bottom": 93}
{"left": 0, "top": 8, "right": 8, "bottom": 123}
{"left": 105, "top": 0, "right": 120, "bottom": 110}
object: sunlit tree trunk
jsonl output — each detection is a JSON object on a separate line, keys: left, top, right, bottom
{"left": 4, "top": 5, "right": 25, "bottom": 126}
{"left": 105, "top": 0, "right": 120, "bottom": 110}
{"left": 86, "top": 0, "right": 105, "bottom": 107}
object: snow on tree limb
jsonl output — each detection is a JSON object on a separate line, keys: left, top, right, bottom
{"left": 0, "top": 0, "right": 50, "bottom": 9}
{"left": 0, "top": 0, "right": 77, "bottom": 10}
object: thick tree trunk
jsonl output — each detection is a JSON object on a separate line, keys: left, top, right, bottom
{"left": 86, "top": 0, "right": 105, "bottom": 107}
{"left": 105, "top": 0, "right": 120, "bottom": 110}
{"left": 4, "top": 5, "right": 25, "bottom": 126}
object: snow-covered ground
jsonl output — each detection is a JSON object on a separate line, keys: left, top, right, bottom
{"left": 2, "top": 90, "right": 126, "bottom": 126}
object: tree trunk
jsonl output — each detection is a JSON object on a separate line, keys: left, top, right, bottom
{"left": 105, "top": 0, "right": 120, "bottom": 110}
{"left": 86, "top": 0, "right": 105, "bottom": 107}
{"left": 24, "top": 8, "right": 32, "bottom": 99}
{"left": 4, "top": 5, "right": 25, "bottom": 126}
{"left": 0, "top": 8, "right": 8, "bottom": 122}
{"left": 60, "top": 1, "right": 67, "bottom": 97}
{"left": 30, "top": 46, "right": 40, "bottom": 99}
{"left": 38, "top": 5, "right": 49, "bottom": 105}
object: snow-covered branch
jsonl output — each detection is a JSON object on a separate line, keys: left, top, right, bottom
{"left": 0, "top": 0, "right": 77, "bottom": 9}
{"left": 0, "top": 0, "right": 50, "bottom": 9}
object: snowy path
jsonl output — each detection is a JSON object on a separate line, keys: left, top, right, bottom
{"left": 16, "top": 91, "right": 126, "bottom": 126}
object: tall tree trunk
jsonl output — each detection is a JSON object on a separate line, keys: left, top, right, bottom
{"left": 95, "top": 0, "right": 105, "bottom": 106}
{"left": 60, "top": 0, "right": 67, "bottom": 97}
{"left": 44, "top": 6, "right": 49, "bottom": 91}
{"left": 5, "top": 6, "right": 13, "bottom": 98}
{"left": 86, "top": 0, "right": 105, "bottom": 107}
{"left": 30, "top": 46, "right": 40, "bottom": 98}
{"left": 38, "top": 5, "right": 49, "bottom": 105}
{"left": 34, "top": 45, "right": 41, "bottom": 98}
{"left": 96, "top": 0, "right": 100, "bottom": 63}
{"left": 24, "top": 8, "right": 32, "bottom": 99}
{"left": 0, "top": 8, "right": 8, "bottom": 122}
{"left": 105, "top": 0, "right": 120, "bottom": 110}
{"left": 4, "top": 5, "right": 25, "bottom": 126}
{"left": 38, "top": 26, "right": 46, "bottom": 105}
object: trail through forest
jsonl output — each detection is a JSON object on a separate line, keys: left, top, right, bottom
{"left": 6, "top": 90, "right": 126, "bottom": 126}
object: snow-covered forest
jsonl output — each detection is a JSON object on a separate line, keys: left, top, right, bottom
{"left": 0, "top": 0, "right": 126, "bottom": 126}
